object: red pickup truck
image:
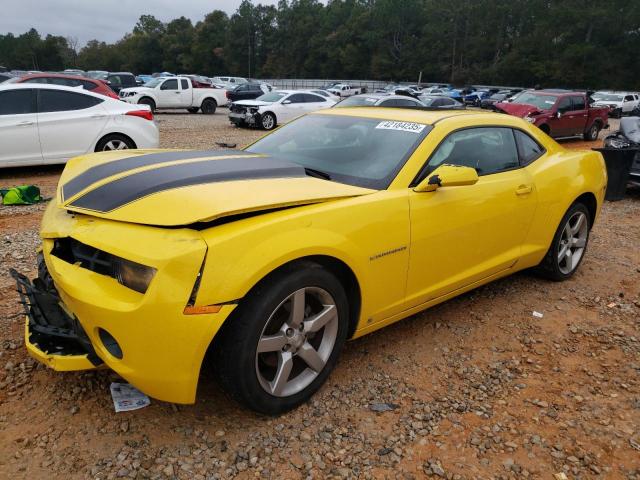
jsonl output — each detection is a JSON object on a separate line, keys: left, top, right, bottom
{"left": 495, "top": 90, "right": 609, "bottom": 140}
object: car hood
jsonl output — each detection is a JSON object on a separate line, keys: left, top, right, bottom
{"left": 494, "top": 102, "right": 543, "bottom": 117}
{"left": 234, "top": 100, "right": 272, "bottom": 107}
{"left": 56, "top": 149, "right": 374, "bottom": 227}
{"left": 120, "top": 87, "right": 152, "bottom": 94}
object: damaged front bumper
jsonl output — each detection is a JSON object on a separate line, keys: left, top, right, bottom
{"left": 11, "top": 257, "right": 102, "bottom": 371}
{"left": 228, "top": 110, "right": 260, "bottom": 126}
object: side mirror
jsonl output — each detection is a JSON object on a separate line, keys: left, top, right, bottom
{"left": 413, "top": 164, "right": 479, "bottom": 192}
{"left": 282, "top": 99, "right": 292, "bottom": 105}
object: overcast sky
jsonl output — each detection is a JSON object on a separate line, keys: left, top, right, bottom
{"left": 1, "top": 0, "right": 279, "bottom": 46}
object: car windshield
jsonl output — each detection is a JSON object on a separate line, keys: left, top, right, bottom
{"left": 511, "top": 92, "right": 558, "bottom": 110}
{"left": 601, "top": 94, "right": 623, "bottom": 101}
{"left": 144, "top": 78, "right": 163, "bottom": 88}
{"left": 419, "top": 97, "right": 437, "bottom": 106}
{"left": 256, "top": 92, "right": 287, "bottom": 103}
{"left": 245, "top": 114, "right": 431, "bottom": 189}
{"left": 334, "top": 96, "right": 379, "bottom": 107}
{"left": 490, "top": 93, "right": 506, "bottom": 100}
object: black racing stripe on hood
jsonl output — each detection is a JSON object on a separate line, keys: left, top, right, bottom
{"left": 68, "top": 156, "right": 307, "bottom": 213}
{"left": 62, "top": 149, "right": 249, "bottom": 200}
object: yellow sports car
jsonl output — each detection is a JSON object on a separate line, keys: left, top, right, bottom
{"left": 12, "top": 108, "right": 607, "bottom": 414}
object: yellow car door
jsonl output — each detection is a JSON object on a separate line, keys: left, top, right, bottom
{"left": 405, "top": 126, "right": 538, "bottom": 308}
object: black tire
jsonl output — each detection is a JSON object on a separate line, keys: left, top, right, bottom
{"left": 201, "top": 98, "right": 217, "bottom": 114}
{"left": 138, "top": 97, "right": 156, "bottom": 112}
{"left": 261, "top": 112, "right": 277, "bottom": 130}
{"left": 95, "top": 134, "right": 136, "bottom": 152}
{"left": 583, "top": 122, "right": 600, "bottom": 141}
{"left": 187, "top": 107, "right": 200, "bottom": 114}
{"left": 534, "top": 202, "right": 591, "bottom": 281}
{"left": 213, "top": 262, "right": 349, "bottom": 414}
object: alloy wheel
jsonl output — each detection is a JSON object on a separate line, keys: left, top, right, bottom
{"left": 102, "top": 140, "right": 129, "bottom": 151}
{"left": 255, "top": 287, "right": 338, "bottom": 397}
{"left": 262, "top": 114, "right": 275, "bottom": 130}
{"left": 557, "top": 211, "right": 588, "bottom": 274}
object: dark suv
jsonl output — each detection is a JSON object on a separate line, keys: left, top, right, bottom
{"left": 103, "top": 72, "right": 137, "bottom": 93}
{"left": 226, "top": 83, "right": 266, "bottom": 102}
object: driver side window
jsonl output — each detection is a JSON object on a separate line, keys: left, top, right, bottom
{"left": 557, "top": 97, "right": 572, "bottom": 113}
{"left": 426, "top": 127, "right": 520, "bottom": 176}
{"left": 161, "top": 79, "right": 178, "bottom": 90}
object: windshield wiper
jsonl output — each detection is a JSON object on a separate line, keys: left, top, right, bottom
{"left": 304, "top": 167, "right": 332, "bottom": 180}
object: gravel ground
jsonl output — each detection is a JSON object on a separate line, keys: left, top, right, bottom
{"left": 0, "top": 112, "right": 638, "bottom": 479}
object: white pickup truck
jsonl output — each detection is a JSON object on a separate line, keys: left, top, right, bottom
{"left": 119, "top": 76, "right": 228, "bottom": 114}
{"left": 327, "top": 84, "right": 363, "bottom": 98}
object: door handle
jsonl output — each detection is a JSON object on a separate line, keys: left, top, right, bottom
{"left": 516, "top": 185, "right": 532, "bottom": 195}
{"left": 175, "top": 91, "right": 181, "bottom": 94}
{"left": 16, "top": 121, "right": 34, "bottom": 126}
{"left": 90, "top": 114, "right": 107, "bottom": 119}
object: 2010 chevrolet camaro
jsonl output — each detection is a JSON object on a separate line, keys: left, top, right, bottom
{"left": 13, "top": 108, "right": 607, "bottom": 414}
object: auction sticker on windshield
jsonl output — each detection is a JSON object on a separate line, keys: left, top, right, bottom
{"left": 376, "top": 121, "right": 426, "bottom": 133}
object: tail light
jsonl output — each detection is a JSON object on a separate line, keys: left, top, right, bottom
{"left": 225, "top": 90, "right": 230, "bottom": 98}
{"left": 126, "top": 110, "right": 154, "bottom": 121}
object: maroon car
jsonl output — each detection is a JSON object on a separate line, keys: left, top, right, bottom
{"left": 13, "top": 73, "right": 119, "bottom": 99}
{"left": 495, "top": 90, "right": 609, "bottom": 140}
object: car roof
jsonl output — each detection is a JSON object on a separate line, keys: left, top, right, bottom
{"left": 18, "top": 72, "right": 98, "bottom": 82}
{"left": 318, "top": 106, "right": 525, "bottom": 127}
{"left": 0, "top": 82, "right": 107, "bottom": 99}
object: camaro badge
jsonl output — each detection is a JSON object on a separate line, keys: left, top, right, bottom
{"left": 370, "top": 246, "right": 407, "bottom": 261}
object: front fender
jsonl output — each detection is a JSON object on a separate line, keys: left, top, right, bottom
{"left": 197, "top": 191, "right": 411, "bottom": 329}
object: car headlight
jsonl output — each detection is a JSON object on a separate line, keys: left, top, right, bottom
{"left": 524, "top": 116, "right": 536, "bottom": 123}
{"left": 113, "top": 258, "right": 156, "bottom": 294}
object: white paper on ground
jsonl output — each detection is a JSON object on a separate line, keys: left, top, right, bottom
{"left": 532, "top": 311, "right": 544, "bottom": 318}
{"left": 110, "top": 382, "right": 151, "bottom": 412}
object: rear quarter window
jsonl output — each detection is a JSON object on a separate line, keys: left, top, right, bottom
{"left": 38, "top": 90, "right": 103, "bottom": 113}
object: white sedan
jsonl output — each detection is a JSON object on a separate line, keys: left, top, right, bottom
{"left": 228, "top": 90, "right": 336, "bottom": 130}
{"left": 0, "top": 84, "right": 159, "bottom": 168}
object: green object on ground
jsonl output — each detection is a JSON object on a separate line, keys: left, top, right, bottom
{"left": 0, "top": 185, "right": 43, "bottom": 205}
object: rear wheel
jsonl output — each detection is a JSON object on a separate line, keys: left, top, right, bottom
{"left": 583, "top": 122, "right": 601, "bottom": 141}
{"left": 95, "top": 134, "right": 136, "bottom": 152}
{"left": 214, "top": 263, "right": 349, "bottom": 414}
{"left": 137, "top": 97, "right": 156, "bottom": 112}
{"left": 201, "top": 98, "right": 217, "bottom": 114}
{"left": 535, "top": 202, "right": 590, "bottom": 281}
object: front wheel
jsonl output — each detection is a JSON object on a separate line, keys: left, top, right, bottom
{"left": 261, "top": 112, "right": 276, "bottom": 130}
{"left": 137, "top": 97, "right": 156, "bottom": 112}
{"left": 583, "top": 123, "right": 601, "bottom": 141}
{"left": 535, "top": 202, "right": 590, "bottom": 281}
{"left": 214, "top": 263, "right": 349, "bottom": 414}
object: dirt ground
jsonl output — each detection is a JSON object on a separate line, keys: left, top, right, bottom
{"left": 0, "top": 111, "right": 638, "bottom": 480}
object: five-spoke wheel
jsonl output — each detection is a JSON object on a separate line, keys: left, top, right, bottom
{"left": 255, "top": 287, "right": 338, "bottom": 397}
{"left": 213, "top": 262, "right": 348, "bottom": 414}
{"left": 536, "top": 201, "right": 591, "bottom": 280}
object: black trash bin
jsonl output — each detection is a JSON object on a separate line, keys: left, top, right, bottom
{"left": 592, "top": 147, "right": 638, "bottom": 201}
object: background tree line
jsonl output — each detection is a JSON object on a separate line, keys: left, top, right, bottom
{"left": 1, "top": 0, "right": 639, "bottom": 89}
